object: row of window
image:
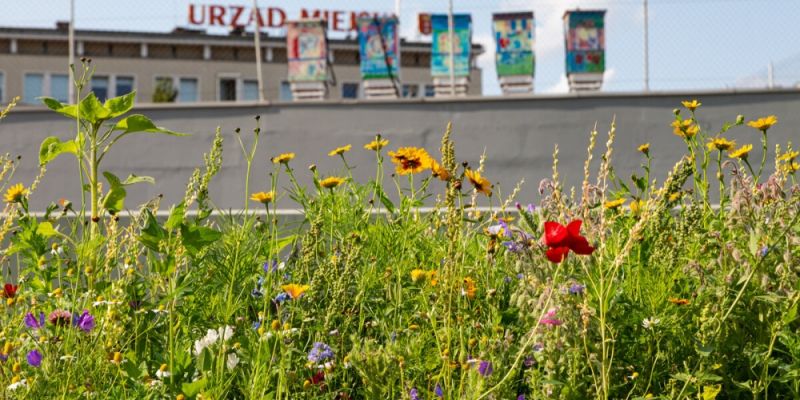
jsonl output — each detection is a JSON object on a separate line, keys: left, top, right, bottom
{"left": 1, "top": 71, "right": 435, "bottom": 104}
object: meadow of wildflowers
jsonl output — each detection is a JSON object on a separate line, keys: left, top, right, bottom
{"left": 0, "top": 67, "right": 799, "bottom": 399}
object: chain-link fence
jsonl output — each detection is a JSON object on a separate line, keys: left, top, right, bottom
{"left": 1, "top": 0, "right": 799, "bottom": 96}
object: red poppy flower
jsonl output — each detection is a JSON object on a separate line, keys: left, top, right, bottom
{"left": 310, "top": 370, "right": 325, "bottom": 385}
{"left": 3, "top": 283, "right": 18, "bottom": 298}
{"left": 542, "top": 220, "right": 595, "bottom": 263}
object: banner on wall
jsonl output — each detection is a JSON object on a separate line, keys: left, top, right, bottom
{"left": 563, "top": 10, "right": 605, "bottom": 74}
{"left": 286, "top": 19, "right": 328, "bottom": 82}
{"left": 357, "top": 16, "right": 400, "bottom": 80}
{"left": 430, "top": 14, "right": 472, "bottom": 77}
{"left": 493, "top": 12, "right": 534, "bottom": 77}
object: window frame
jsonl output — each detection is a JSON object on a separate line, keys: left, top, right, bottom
{"left": 177, "top": 76, "right": 201, "bottom": 103}
{"left": 216, "top": 73, "right": 242, "bottom": 102}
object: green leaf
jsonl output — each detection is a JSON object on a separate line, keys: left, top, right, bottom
{"left": 137, "top": 209, "right": 166, "bottom": 252}
{"left": 36, "top": 221, "right": 58, "bottom": 238}
{"left": 375, "top": 183, "right": 395, "bottom": 214}
{"left": 80, "top": 92, "right": 111, "bottom": 123}
{"left": 182, "top": 377, "right": 208, "bottom": 397}
{"left": 113, "top": 114, "right": 188, "bottom": 136}
{"left": 180, "top": 223, "right": 222, "bottom": 255}
{"left": 165, "top": 202, "right": 185, "bottom": 231}
{"left": 701, "top": 384, "right": 722, "bottom": 400}
{"left": 122, "top": 174, "right": 154, "bottom": 186}
{"left": 39, "top": 136, "right": 78, "bottom": 166}
{"left": 103, "top": 91, "right": 136, "bottom": 118}
{"left": 103, "top": 186, "right": 127, "bottom": 215}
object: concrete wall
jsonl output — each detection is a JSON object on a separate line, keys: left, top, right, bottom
{"left": 1, "top": 89, "right": 798, "bottom": 211}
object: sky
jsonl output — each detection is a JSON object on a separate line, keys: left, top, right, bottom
{"left": 3, "top": 0, "right": 800, "bottom": 95}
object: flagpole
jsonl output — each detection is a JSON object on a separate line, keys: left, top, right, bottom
{"left": 68, "top": 0, "right": 75, "bottom": 103}
{"left": 253, "top": 0, "right": 265, "bottom": 102}
{"left": 448, "top": 0, "right": 455, "bottom": 96}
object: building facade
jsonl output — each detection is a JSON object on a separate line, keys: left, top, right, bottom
{"left": 0, "top": 24, "right": 483, "bottom": 105}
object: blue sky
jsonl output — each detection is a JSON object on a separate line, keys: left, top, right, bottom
{"left": 4, "top": 0, "right": 800, "bottom": 95}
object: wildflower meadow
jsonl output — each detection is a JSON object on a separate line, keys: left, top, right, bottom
{"left": 0, "top": 66, "right": 799, "bottom": 399}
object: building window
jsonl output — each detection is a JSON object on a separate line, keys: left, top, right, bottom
{"left": 153, "top": 76, "right": 177, "bottom": 103}
{"left": 116, "top": 76, "right": 134, "bottom": 96}
{"left": 91, "top": 76, "right": 109, "bottom": 102}
{"left": 219, "top": 78, "right": 237, "bottom": 101}
{"left": 279, "top": 81, "right": 292, "bottom": 101}
{"left": 50, "top": 74, "right": 69, "bottom": 103}
{"left": 242, "top": 80, "right": 259, "bottom": 101}
{"left": 424, "top": 84, "right": 435, "bottom": 98}
{"left": 23, "top": 73, "right": 44, "bottom": 104}
{"left": 178, "top": 78, "right": 198, "bottom": 103}
{"left": 402, "top": 84, "right": 419, "bottom": 98}
{"left": 341, "top": 83, "right": 359, "bottom": 99}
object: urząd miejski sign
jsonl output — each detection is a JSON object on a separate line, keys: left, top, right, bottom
{"left": 187, "top": 3, "right": 389, "bottom": 32}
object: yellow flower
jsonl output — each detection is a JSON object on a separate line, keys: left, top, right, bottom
{"left": 629, "top": 199, "right": 645, "bottom": 215}
{"left": 431, "top": 160, "right": 451, "bottom": 181}
{"left": 320, "top": 176, "right": 345, "bottom": 189}
{"left": 462, "top": 277, "right": 477, "bottom": 299}
{"left": 747, "top": 115, "right": 777, "bottom": 132}
{"left": 270, "top": 319, "right": 281, "bottom": 330}
{"left": 111, "top": 351, "right": 123, "bottom": 365}
{"left": 281, "top": 283, "right": 310, "bottom": 299}
{"left": 681, "top": 99, "right": 701, "bottom": 111}
{"left": 781, "top": 162, "right": 799, "bottom": 174}
{"left": 464, "top": 169, "right": 492, "bottom": 197}
{"left": 4, "top": 184, "right": 28, "bottom": 204}
{"left": 272, "top": 153, "right": 295, "bottom": 164}
{"left": 778, "top": 151, "right": 798, "bottom": 162}
{"left": 637, "top": 143, "right": 650, "bottom": 155}
{"left": 603, "top": 198, "right": 626, "bottom": 210}
{"left": 427, "top": 270, "right": 438, "bottom": 286}
{"left": 728, "top": 144, "right": 753, "bottom": 159}
{"left": 410, "top": 269, "right": 427, "bottom": 283}
{"left": 328, "top": 144, "right": 352, "bottom": 157}
{"left": 671, "top": 119, "right": 699, "bottom": 138}
{"left": 668, "top": 297, "right": 690, "bottom": 305}
{"left": 250, "top": 191, "right": 275, "bottom": 204}
{"left": 387, "top": 147, "right": 433, "bottom": 175}
{"left": 364, "top": 137, "right": 389, "bottom": 151}
{"left": 668, "top": 191, "right": 682, "bottom": 202}
{"left": 707, "top": 137, "right": 736, "bottom": 152}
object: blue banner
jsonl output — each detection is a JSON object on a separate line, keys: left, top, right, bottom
{"left": 357, "top": 17, "right": 400, "bottom": 80}
{"left": 431, "top": 14, "right": 471, "bottom": 77}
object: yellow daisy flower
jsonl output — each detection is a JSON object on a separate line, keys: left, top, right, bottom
{"left": 281, "top": 283, "right": 310, "bottom": 299}
{"left": 781, "top": 162, "right": 799, "bottom": 174}
{"left": 462, "top": 277, "right": 477, "bottom": 299}
{"left": 728, "top": 144, "right": 753, "bottom": 159}
{"left": 747, "top": 115, "right": 777, "bottom": 132}
{"left": 250, "top": 191, "right": 275, "bottom": 204}
{"left": 671, "top": 119, "right": 699, "bottom": 138}
{"left": 681, "top": 99, "right": 701, "bottom": 111}
{"left": 410, "top": 269, "right": 427, "bottom": 283}
{"left": 364, "top": 137, "right": 389, "bottom": 151}
{"left": 272, "top": 153, "right": 295, "bottom": 164}
{"left": 328, "top": 144, "right": 352, "bottom": 157}
{"left": 706, "top": 137, "right": 736, "bottom": 152}
{"left": 604, "top": 198, "right": 626, "bottom": 210}
{"left": 4, "top": 184, "right": 28, "bottom": 204}
{"left": 431, "top": 160, "right": 451, "bottom": 181}
{"left": 777, "top": 150, "right": 798, "bottom": 162}
{"left": 320, "top": 176, "right": 345, "bottom": 189}
{"left": 464, "top": 169, "right": 492, "bottom": 197}
{"left": 387, "top": 147, "right": 433, "bottom": 175}
{"left": 637, "top": 143, "right": 650, "bottom": 155}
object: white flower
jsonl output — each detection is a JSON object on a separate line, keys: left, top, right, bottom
{"left": 148, "top": 379, "right": 163, "bottom": 388}
{"left": 329, "top": 329, "right": 339, "bottom": 336}
{"left": 217, "top": 325, "right": 235, "bottom": 342}
{"left": 317, "top": 361, "right": 335, "bottom": 370}
{"left": 60, "top": 355, "right": 76, "bottom": 361}
{"left": 226, "top": 353, "right": 240, "bottom": 370}
{"left": 156, "top": 369, "right": 171, "bottom": 378}
{"left": 642, "top": 317, "right": 661, "bottom": 330}
{"left": 92, "top": 300, "right": 121, "bottom": 307}
{"left": 194, "top": 329, "right": 219, "bottom": 355}
{"left": 260, "top": 332, "right": 274, "bottom": 341}
{"left": 7, "top": 379, "right": 27, "bottom": 391}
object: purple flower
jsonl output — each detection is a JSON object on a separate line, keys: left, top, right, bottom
{"left": 434, "top": 383, "right": 444, "bottom": 397}
{"left": 478, "top": 360, "right": 493, "bottom": 377}
{"left": 517, "top": 273, "right": 524, "bottom": 280}
{"left": 540, "top": 308, "right": 563, "bottom": 327}
{"left": 26, "top": 349, "right": 42, "bottom": 367}
{"left": 0, "top": 354, "right": 8, "bottom": 362}
{"left": 409, "top": 388, "right": 420, "bottom": 400}
{"left": 273, "top": 292, "right": 290, "bottom": 304}
{"left": 263, "top": 260, "right": 278, "bottom": 273}
{"left": 24, "top": 312, "right": 45, "bottom": 329}
{"left": 517, "top": 395, "right": 526, "bottom": 400}
{"left": 503, "top": 241, "right": 525, "bottom": 253}
{"left": 307, "top": 342, "right": 334, "bottom": 363}
{"left": 759, "top": 245, "right": 769, "bottom": 258}
{"left": 504, "top": 276, "right": 512, "bottom": 284}
{"left": 72, "top": 309, "right": 95, "bottom": 332}
{"left": 524, "top": 355, "right": 535, "bottom": 367}
{"left": 527, "top": 203, "right": 535, "bottom": 213}
{"left": 569, "top": 283, "right": 586, "bottom": 295}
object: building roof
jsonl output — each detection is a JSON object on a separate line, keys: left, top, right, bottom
{"left": 0, "top": 25, "right": 484, "bottom": 54}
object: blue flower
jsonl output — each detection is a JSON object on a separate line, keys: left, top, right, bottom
{"left": 252, "top": 320, "right": 261, "bottom": 330}
{"left": 24, "top": 312, "right": 45, "bottom": 330}
{"left": 274, "top": 292, "right": 290, "bottom": 304}
{"left": 263, "top": 260, "right": 278, "bottom": 273}
{"left": 503, "top": 241, "right": 525, "bottom": 253}
{"left": 434, "top": 383, "right": 444, "bottom": 398}
{"left": 759, "top": 245, "right": 769, "bottom": 258}
{"left": 307, "top": 342, "right": 334, "bottom": 363}
{"left": 72, "top": 310, "right": 95, "bottom": 332}
{"left": 27, "top": 349, "right": 42, "bottom": 367}
{"left": 478, "top": 360, "right": 493, "bottom": 377}
{"left": 569, "top": 283, "right": 586, "bottom": 295}
{"left": 409, "top": 388, "right": 420, "bottom": 400}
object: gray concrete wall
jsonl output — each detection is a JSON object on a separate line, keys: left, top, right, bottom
{"left": 1, "top": 89, "right": 799, "bottom": 211}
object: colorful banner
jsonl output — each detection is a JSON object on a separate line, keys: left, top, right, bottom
{"left": 357, "top": 16, "right": 400, "bottom": 80}
{"left": 564, "top": 10, "right": 605, "bottom": 74}
{"left": 286, "top": 20, "right": 328, "bottom": 82}
{"left": 493, "top": 12, "right": 534, "bottom": 77}
{"left": 430, "top": 14, "right": 472, "bottom": 77}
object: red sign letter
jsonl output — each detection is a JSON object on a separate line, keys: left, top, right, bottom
{"left": 209, "top": 5, "right": 226, "bottom": 26}
{"left": 268, "top": 7, "right": 286, "bottom": 28}
{"left": 188, "top": 4, "right": 205, "bottom": 25}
